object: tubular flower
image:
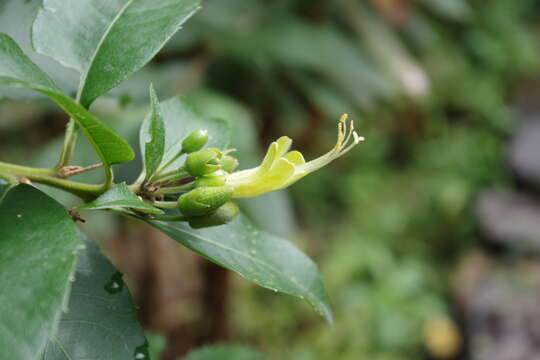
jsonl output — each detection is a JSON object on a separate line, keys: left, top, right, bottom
{"left": 227, "top": 114, "right": 364, "bottom": 198}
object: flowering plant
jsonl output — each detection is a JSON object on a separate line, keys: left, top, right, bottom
{"left": 0, "top": 1, "right": 363, "bottom": 357}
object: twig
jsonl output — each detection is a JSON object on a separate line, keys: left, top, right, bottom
{"left": 57, "top": 163, "right": 103, "bottom": 178}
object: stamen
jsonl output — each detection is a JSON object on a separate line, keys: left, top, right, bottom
{"left": 223, "top": 148, "right": 237, "bottom": 155}
{"left": 340, "top": 132, "right": 364, "bottom": 155}
{"left": 228, "top": 112, "right": 364, "bottom": 198}
{"left": 335, "top": 121, "right": 345, "bottom": 150}
{"left": 342, "top": 118, "right": 355, "bottom": 149}
{"left": 354, "top": 132, "right": 365, "bottom": 143}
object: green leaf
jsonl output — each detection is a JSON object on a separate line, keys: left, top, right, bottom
{"left": 0, "top": 178, "right": 11, "bottom": 202}
{"left": 0, "top": 0, "right": 79, "bottom": 99}
{"left": 0, "top": 185, "right": 83, "bottom": 360}
{"left": 42, "top": 235, "right": 148, "bottom": 360}
{"left": 139, "top": 96, "right": 230, "bottom": 173}
{"left": 144, "top": 215, "right": 333, "bottom": 323}
{"left": 143, "top": 84, "right": 166, "bottom": 180}
{"left": 0, "top": 33, "right": 135, "bottom": 165}
{"left": 77, "top": 182, "right": 163, "bottom": 214}
{"left": 185, "top": 345, "right": 265, "bottom": 360}
{"left": 0, "top": 33, "right": 62, "bottom": 92}
{"left": 32, "top": 0, "right": 202, "bottom": 107}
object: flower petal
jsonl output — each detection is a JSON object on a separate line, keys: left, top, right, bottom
{"left": 263, "top": 158, "right": 296, "bottom": 186}
{"left": 228, "top": 114, "right": 363, "bottom": 198}
{"left": 259, "top": 142, "right": 279, "bottom": 172}
{"left": 274, "top": 136, "right": 292, "bottom": 159}
{"left": 284, "top": 151, "right": 305, "bottom": 166}
{"left": 230, "top": 158, "right": 295, "bottom": 198}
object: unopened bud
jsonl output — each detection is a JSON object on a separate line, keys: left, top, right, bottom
{"left": 195, "top": 170, "right": 227, "bottom": 187}
{"left": 182, "top": 130, "right": 208, "bottom": 153}
{"left": 177, "top": 186, "right": 233, "bottom": 216}
{"left": 188, "top": 201, "right": 240, "bottom": 229}
{"left": 221, "top": 155, "right": 239, "bottom": 173}
{"left": 185, "top": 148, "right": 222, "bottom": 176}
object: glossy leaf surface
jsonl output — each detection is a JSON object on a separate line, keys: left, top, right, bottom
{"left": 143, "top": 85, "right": 166, "bottom": 180}
{"left": 0, "top": 0, "right": 79, "bottom": 98}
{"left": 144, "top": 215, "right": 333, "bottom": 323}
{"left": 42, "top": 235, "right": 148, "bottom": 360}
{"left": 0, "top": 185, "right": 82, "bottom": 360}
{"left": 139, "top": 96, "right": 230, "bottom": 173}
{"left": 77, "top": 182, "right": 163, "bottom": 214}
{"left": 32, "top": 0, "right": 202, "bottom": 107}
{"left": 0, "top": 33, "right": 134, "bottom": 165}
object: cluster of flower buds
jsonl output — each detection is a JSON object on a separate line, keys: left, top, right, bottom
{"left": 179, "top": 137, "right": 241, "bottom": 228}
{"left": 147, "top": 114, "right": 363, "bottom": 229}
{"left": 144, "top": 130, "right": 241, "bottom": 228}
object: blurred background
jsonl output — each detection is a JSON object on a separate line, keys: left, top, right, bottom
{"left": 2, "top": 0, "right": 540, "bottom": 359}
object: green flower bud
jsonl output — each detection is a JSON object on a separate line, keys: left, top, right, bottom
{"left": 221, "top": 155, "right": 239, "bottom": 173}
{"left": 185, "top": 148, "right": 222, "bottom": 176}
{"left": 188, "top": 201, "right": 240, "bottom": 229}
{"left": 182, "top": 130, "right": 208, "bottom": 153}
{"left": 177, "top": 186, "right": 233, "bottom": 216}
{"left": 195, "top": 170, "right": 227, "bottom": 187}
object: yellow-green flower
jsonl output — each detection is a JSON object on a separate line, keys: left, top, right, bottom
{"left": 227, "top": 114, "right": 364, "bottom": 198}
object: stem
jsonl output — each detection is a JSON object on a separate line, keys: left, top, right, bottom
{"left": 0, "top": 161, "right": 103, "bottom": 201}
{"left": 153, "top": 170, "right": 191, "bottom": 186}
{"left": 154, "top": 151, "right": 186, "bottom": 178}
{"left": 152, "top": 201, "right": 177, "bottom": 209}
{"left": 56, "top": 91, "right": 112, "bottom": 188}
{"left": 133, "top": 171, "right": 146, "bottom": 189}
{"left": 55, "top": 119, "right": 77, "bottom": 169}
{"left": 0, "top": 162, "right": 55, "bottom": 176}
{"left": 154, "top": 182, "right": 195, "bottom": 195}
{"left": 153, "top": 214, "right": 189, "bottom": 222}
{"left": 103, "top": 166, "right": 114, "bottom": 190}
{"left": 155, "top": 167, "right": 187, "bottom": 180}
{"left": 0, "top": 172, "right": 17, "bottom": 185}
{"left": 57, "top": 163, "right": 103, "bottom": 178}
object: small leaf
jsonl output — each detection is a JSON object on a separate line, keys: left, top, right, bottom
{"left": 143, "top": 84, "right": 166, "bottom": 180}
{"left": 77, "top": 182, "right": 163, "bottom": 214}
{"left": 185, "top": 344, "right": 265, "bottom": 360}
{"left": 42, "top": 234, "right": 148, "bottom": 360}
{"left": 143, "top": 215, "right": 333, "bottom": 323}
{"left": 0, "top": 185, "right": 83, "bottom": 360}
{"left": 139, "top": 96, "right": 230, "bottom": 174}
{"left": 32, "top": 0, "right": 202, "bottom": 107}
{"left": 0, "top": 33, "right": 135, "bottom": 165}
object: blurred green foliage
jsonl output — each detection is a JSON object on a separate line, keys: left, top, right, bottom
{"left": 1, "top": 0, "right": 539, "bottom": 359}
{"left": 181, "top": 1, "right": 535, "bottom": 359}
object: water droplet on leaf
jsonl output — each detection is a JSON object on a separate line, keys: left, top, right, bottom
{"left": 104, "top": 271, "right": 124, "bottom": 294}
{"left": 133, "top": 341, "right": 150, "bottom": 360}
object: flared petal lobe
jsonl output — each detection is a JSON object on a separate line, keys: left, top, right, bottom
{"left": 227, "top": 114, "right": 364, "bottom": 198}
